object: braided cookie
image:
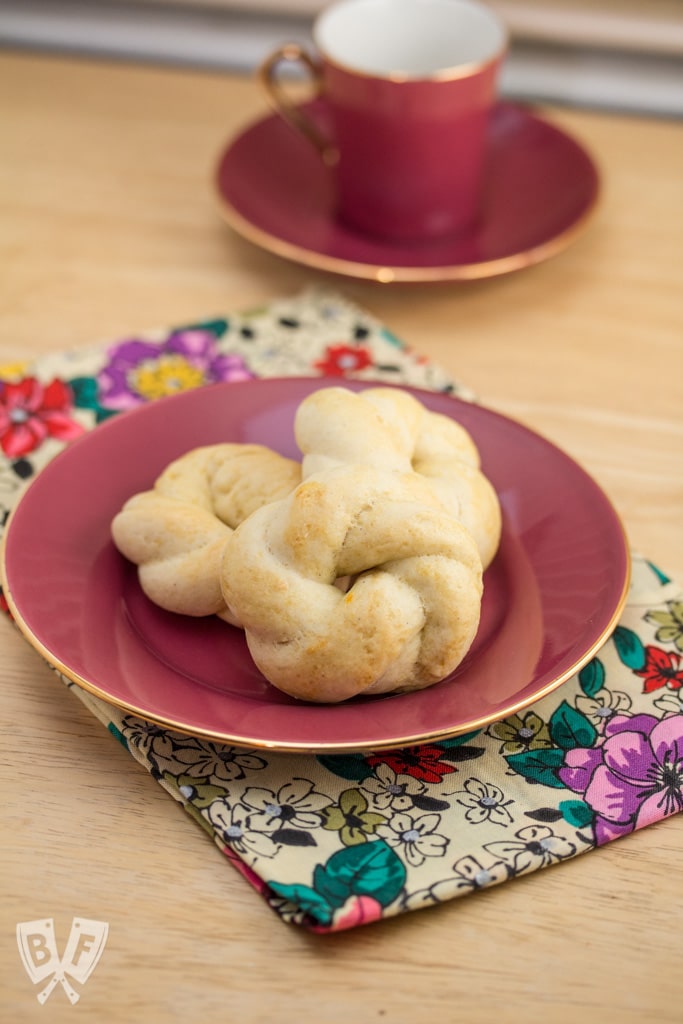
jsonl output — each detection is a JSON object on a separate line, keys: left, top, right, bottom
{"left": 111, "top": 444, "right": 301, "bottom": 623}
{"left": 220, "top": 465, "right": 483, "bottom": 703}
{"left": 295, "top": 386, "right": 501, "bottom": 569}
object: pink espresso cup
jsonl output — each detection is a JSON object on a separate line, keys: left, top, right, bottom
{"left": 260, "top": 0, "right": 507, "bottom": 242}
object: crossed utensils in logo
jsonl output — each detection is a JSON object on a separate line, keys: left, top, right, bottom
{"left": 16, "top": 917, "right": 109, "bottom": 1004}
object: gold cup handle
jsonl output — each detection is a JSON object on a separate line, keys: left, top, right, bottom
{"left": 259, "top": 44, "right": 339, "bottom": 167}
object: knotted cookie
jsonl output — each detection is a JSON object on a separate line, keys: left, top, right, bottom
{"left": 111, "top": 385, "right": 501, "bottom": 701}
{"left": 111, "top": 443, "right": 300, "bottom": 624}
{"left": 220, "top": 465, "right": 483, "bottom": 702}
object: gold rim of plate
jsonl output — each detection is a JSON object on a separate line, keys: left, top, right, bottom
{"left": 1, "top": 510, "right": 632, "bottom": 754}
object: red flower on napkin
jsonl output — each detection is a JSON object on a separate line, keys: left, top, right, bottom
{"left": 0, "top": 377, "right": 84, "bottom": 458}
{"left": 314, "top": 343, "right": 373, "bottom": 377}
{"left": 367, "top": 745, "right": 457, "bottom": 784}
{"left": 634, "top": 646, "right": 683, "bottom": 693}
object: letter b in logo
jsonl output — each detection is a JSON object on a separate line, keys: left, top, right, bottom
{"left": 16, "top": 921, "right": 60, "bottom": 983}
{"left": 26, "top": 932, "right": 53, "bottom": 968}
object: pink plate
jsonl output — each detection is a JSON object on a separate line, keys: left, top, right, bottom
{"left": 1, "top": 378, "right": 629, "bottom": 753}
{"left": 214, "top": 102, "right": 599, "bottom": 283}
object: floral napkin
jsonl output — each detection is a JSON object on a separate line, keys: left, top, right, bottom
{"left": 2, "top": 289, "right": 682, "bottom": 932}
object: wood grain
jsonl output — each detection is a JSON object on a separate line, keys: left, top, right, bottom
{"left": 0, "top": 52, "right": 682, "bottom": 1023}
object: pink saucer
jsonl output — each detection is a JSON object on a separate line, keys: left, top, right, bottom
{"left": 2, "top": 379, "right": 629, "bottom": 753}
{"left": 215, "top": 102, "right": 599, "bottom": 283}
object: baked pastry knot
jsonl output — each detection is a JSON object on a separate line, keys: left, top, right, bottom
{"left": 220, "top": 465, "right": 483, "bottom": 703}
{"left": 295, "top": 386, "right": 501, "bottom": 569}
{"left": 111, "top": 443, "right": 301, "bottom": 623}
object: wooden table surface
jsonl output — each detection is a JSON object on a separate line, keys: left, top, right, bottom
{"left": 1, "top": 51, "right": 681, "bottom": 1024}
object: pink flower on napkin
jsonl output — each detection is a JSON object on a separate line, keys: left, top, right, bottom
{"left": 558, "top": 713, "right": 683, "bottom": 844}
{"left": 0, "top": 377, "right": 84, "bottom": 457}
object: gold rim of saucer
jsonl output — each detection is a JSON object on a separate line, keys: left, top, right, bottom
{"left": 213, "top": 160, "right": 601, "bottom": 285}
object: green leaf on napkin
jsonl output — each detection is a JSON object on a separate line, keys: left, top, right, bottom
{"left": 268, "top": 883, "right": 336, "bottom": 926}
{"left": 314, "top": 840, "right": 406, "bottom": 909}
{"left": 107, "top": 722, "right": 129, "bottom": 749}
{"left": 505, "top": 748, "right": 566, "bottom": 788}
{"left": 578, "top": 657, "right": 605, "bottom": 698}
{"left": 172, "top": 318, "right": 229, "bottom": 338}
{"left": 549, "top": 701, "right": 598, "bottom": 750}
{"left": 646, "top": 561, "right": 671, "bottom": 586}
{"left": 613, "top": 626, "right": 647, "bottom": 670}
{"left": 317, "top": 753, "right": 371, "bottom": 781}
{"left": 439, "top": 729, "right": 482, "bottom": 750}
{"left": 69, "top": 376, "right": 118, "bottom": 423}
{"left": 559, "top": 799, "right": 595, "bottom": 828}
{"left": 271, "top": 840, "right": 406, "bottom": 926}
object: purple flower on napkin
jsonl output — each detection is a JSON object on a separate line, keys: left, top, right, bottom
{"left": 97, "top": 329, "right": 253, "bottom": 410}
{"left": 558, "top": 713, "right": 683, "bottom": 844}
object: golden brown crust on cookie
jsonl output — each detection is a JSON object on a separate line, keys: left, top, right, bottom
{"left": 221, "top": 465, "right": 483, "bottom": 703}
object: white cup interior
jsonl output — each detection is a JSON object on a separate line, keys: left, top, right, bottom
{"left": 316, "top": 0, "right": 506, "bottom": 77}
